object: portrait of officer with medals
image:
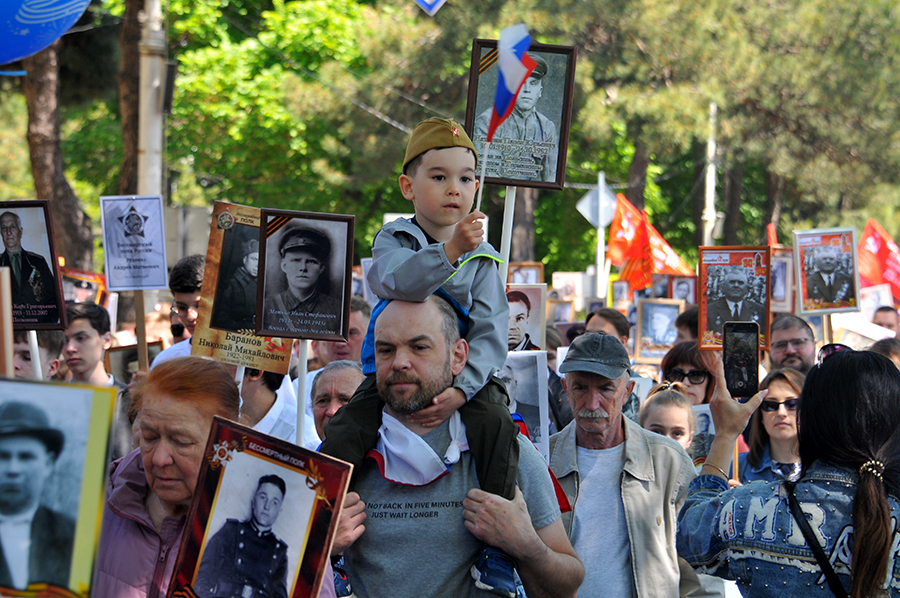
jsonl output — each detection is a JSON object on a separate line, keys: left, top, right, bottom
{"left": 194, "top": 475, "right": 289, "bottom": 598}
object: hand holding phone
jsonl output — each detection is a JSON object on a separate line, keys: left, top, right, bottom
{"left": 723, "top": 321, "right": 760, "bottom": 397}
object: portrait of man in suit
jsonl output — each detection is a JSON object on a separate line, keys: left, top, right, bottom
{"left": 706, "top": 267, "right": 766, "bottom": 337}
{"left": 0, "top": 402, "right": 75, "bottom": 590}
{"left": 0, "top": 211, "right": 59, "bottom": 324}
{"left": 805, "top": 246, "right": 855, "bottom": 305}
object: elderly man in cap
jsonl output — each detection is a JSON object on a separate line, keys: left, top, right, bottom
{"left": 0, "top": 402, "right": 75, "bottom": 590}
{"left": 217, "top": 238, "right": 260, "bottom": 332}
{"left": 263, "top": 227, "right": 341, "bottom": 335}
{"left": 548, "top": 333, "right": 699, "bottom": 598}
{"left": 473, "top": 54, "right": 558, "bottom": 182}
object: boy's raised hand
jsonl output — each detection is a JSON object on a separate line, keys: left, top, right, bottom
{"left": 443, "top": 210, "right": 486, "bottom": 264}
{"left": 408, "top": 386, "right": 466, "bottom": 428}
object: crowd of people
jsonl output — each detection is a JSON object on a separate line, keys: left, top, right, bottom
{"left": 5, "top": 117, "right": 900, "bottom": 598}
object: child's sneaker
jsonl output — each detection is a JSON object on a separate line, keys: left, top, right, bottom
{"left": 333, "top": 560, "right": 355, "bottom": 597}
{"left": 471, "top": 545, "right": 517, "bottom": 598}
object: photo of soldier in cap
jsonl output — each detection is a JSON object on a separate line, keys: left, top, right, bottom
{"left": 194, "top": 474, "right": 289, "bottom": 598}
{"left": 211, "top": 223, "right": 261, "bottom": 333}
{"left": 0, "top": 401, "right": 76, "bottom": 590}
{"left": 259, "top": 214, "right": 352, "bottom": 339}
{"left": 473, "top": 53, "right": 560, "bottom": 182}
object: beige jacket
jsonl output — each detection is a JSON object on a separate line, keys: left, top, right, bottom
{"left": 549, "top": 416, "right": 701, "bottom": 598}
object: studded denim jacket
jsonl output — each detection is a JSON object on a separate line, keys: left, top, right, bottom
{"left": 676, "top": 461, "right": 900, "bottom": 596}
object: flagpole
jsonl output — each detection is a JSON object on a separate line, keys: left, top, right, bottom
{"left": 499, "top": 186, "right": 516, "bottom": 285}
{"left": 475, "top": 141, "right": 490, "bottom": 213}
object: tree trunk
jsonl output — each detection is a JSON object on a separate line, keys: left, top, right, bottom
{"left": 511, "top": 186, "right": 537, "bottom": 262}
{"left": 625, "top": 142, "right": 650, "bottom": 210}
{"left": 116, "top": 0, "right": 142, "bottom": 195}
{"left": 23, "top": 41, "right": 94, "bottom": 270}
{"left": 763, "top": 168, "right": 785, "bottom": 243}
{"left": 721, "top": 157, "right": 744, "bottom": 245}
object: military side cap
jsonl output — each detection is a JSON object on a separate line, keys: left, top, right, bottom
{"left": 278, "top": 227, "right": 331, "bottom": 261}
{"left": 403, "top": 117, "right": 478, "bottom": 171}
{"left": 0, "top": 401, "right": 64, "bottom": 457}
{"left": 559, "top": 332, "right": 631, "bottom": 380}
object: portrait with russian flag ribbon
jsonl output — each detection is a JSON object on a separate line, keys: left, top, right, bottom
{"left": 464, "top": 27, "right": 577, "bottom": 190}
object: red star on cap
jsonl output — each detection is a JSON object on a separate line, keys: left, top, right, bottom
{"left": 451, "top": 127, "right": 460, "bottom": 136}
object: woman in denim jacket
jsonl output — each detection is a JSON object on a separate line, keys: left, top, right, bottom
{"left": 678, "top": 350, "right": 900, "bottom": 597}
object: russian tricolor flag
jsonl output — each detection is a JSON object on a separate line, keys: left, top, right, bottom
{"left": 485, "top": 24, "right": 537, "bottom": 143}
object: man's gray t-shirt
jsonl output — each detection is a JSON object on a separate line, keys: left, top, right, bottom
{"left": 344, "top": 422, "right": 560, "bottom": 598}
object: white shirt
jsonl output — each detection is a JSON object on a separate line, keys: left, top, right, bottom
{"left": 295, "top": 369, "right": 324, "bottom": 450}
{"left": 253, "top": 392, "right": 298, "bottom": 444}
{"left": 0, "top": 508, "right": 37, "bottom": 589}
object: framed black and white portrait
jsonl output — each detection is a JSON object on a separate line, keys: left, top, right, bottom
{"left": 698, "top": 246, "right": 771, "bottom": 350}
{"left": 507, "top": 261, "right": 544, "bottom": 285}
{"left": 465, "top": 40, "right": 577, "bottom": 190}
{"left": 669, "top": 276, "right": 696, "bottom": 304}
{"left": 499, "top": 351, "right": 549, "bottom": 458}
{"left": 635, "top": 299, "right": 685, "bottom": 364}
{"left": 170, "top": 418, "right": 351, "bottom": 598}
{"left": 0, "top": 380, "right": 117, "bottom": 594}
{"left": 793, "top": 228, "right": 859, "bottom": 315}
{"left": 506, "top": 283, "right": 547, "bottom": 352}
{"left": 257, "top": 210, "right": 355, "bottom": 341}
{"left": 0, "top": 200, "right": 65, "bottom": 330}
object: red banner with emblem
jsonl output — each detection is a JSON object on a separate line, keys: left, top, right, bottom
{"left": 858, "top": 218, "right": 900, "bottom": 303}
{"left": 607, "top": 194, "right": 645, "bottom": 266}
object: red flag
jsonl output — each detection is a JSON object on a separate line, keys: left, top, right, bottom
{"left": 766, "top": 223, "right": 778, "bottom": 246}
{"left": 607, "top": 194, "right": 645, "bottom": 266}
{"left": 646, "top": 221, "right": 695, "bottom": 276}
{"left": 618, "top": 210, "right": 653, "bottom": 291}
{"left": 858, "top": 219, "right": 900, "bottom": 303}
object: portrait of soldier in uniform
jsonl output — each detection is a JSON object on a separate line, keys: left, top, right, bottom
{"left": 212, "top": 232, "right": 260, "bottom": 333}
{"left": 706, "top": 267, "right": 766, "bottom": 337}
{"left": 194, "top": 475, "right": 289, "bottom": 598}
{"left": 0, "top": 401, "right": 75, "bottom": 590}
{"left": 804, "top": 245, "right": 855, "bottom": 305}
{"left": 0, "top": 210, "right": 60, "bottom": 325}
{"left": 261, "top": 225, "right": 343, "bottom": 337}
{"left": 473, "top": 54, "right": 560, "bottom": 182}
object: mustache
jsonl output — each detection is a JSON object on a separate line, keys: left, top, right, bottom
{"left": 577, "top": 408, "right": 610, "bottom": 419}
{"left": 385, "top": 372, "right": 421, "bottom": 386}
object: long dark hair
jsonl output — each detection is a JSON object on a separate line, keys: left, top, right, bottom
{"left": 799, "top": 350, "right": 900, "bottom": 598}
{"left": 746, "top": 368, "right": 805, "bottom": 468}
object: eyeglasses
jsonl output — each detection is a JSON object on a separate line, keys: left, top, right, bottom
{"left": 817, "top": 343, "right": 852, "bottom": 363}
{"left": 665, "top": 368, "right": 709, "bottom": 385}
{"left": 170, "top": 303, "right": 200, "bottom": 317}
{"left": 770, "top": 338, "right": 811, "bottom": 352}
{"left": 760, "top": 398, "right": 799, "bottom": 412}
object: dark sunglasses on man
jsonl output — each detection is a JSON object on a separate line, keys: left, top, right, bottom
{"left": 664, "top": 367, "right": 709, "bottom": 385}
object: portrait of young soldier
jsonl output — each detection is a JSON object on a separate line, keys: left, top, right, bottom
{"left": 194, "top": 474, "right": 289, "bottom": 598}
{"left": 262, "top": 225, "right": 342, "bottom": 336}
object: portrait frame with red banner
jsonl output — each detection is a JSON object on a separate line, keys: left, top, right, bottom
{"left": 698, "top": 246, "right": 771, "bottom": 350}
{"left": 793, "top": 227, "right": 859, "bottom": 315}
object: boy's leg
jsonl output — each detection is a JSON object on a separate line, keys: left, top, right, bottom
{"left": 319, "top": 373, "right": 383, "bottom": 477}
{"left": 458, "top": 377, "right": 519, "bottom": 501}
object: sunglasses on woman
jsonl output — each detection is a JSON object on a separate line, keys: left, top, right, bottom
{"left": 760, "top": 398, "right": 799, "bottom": 412}
{"left": 664, "top": 368, "right": 709, "bottom": 385}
